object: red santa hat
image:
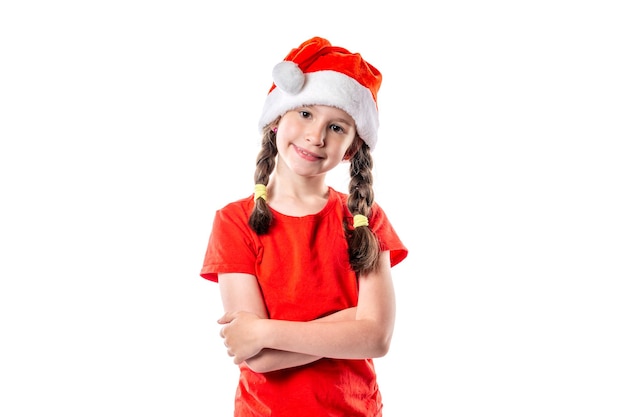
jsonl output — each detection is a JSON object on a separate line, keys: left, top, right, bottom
{"left": 258, "top": 37, "right": 382, "bottom": 150}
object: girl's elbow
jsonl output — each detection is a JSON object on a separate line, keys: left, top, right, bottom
{"left": 369, "top": 331, "right": 393, "bottom": 358}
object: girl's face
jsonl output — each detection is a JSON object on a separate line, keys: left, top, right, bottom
{"left": 274, "top": 105, "right": 357, "bottom": 179}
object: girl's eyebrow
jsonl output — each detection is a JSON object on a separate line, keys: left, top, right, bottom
{"left": 334, "top": 118, "right": 354, "bottom": 126}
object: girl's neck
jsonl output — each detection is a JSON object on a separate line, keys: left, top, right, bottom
{"left": 266, "top": 176, "right": 329, "bottom": 217}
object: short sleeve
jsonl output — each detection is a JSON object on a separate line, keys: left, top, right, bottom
{"left": 200, "top": 203, "right": 258, "bottom": 282}
{"left": 369, "top": 203, "right": 408, "bottom": 267}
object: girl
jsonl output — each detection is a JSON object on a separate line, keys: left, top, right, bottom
{"left": 200, "top": 36, "right": 408, "bottom": 417}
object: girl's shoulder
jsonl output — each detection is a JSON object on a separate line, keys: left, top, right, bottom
{"left": 212, "top": 194, "right": 255, "bottom": 226}
{"left": 218, "top": 194, "right": 255, "bottom": 212}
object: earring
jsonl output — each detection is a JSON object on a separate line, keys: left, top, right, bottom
{"left": 272, "top": 127, "right": 278, "bottom": 133}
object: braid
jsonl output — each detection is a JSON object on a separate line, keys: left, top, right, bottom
{"left": 346, "top": 141, "right": 380, "bottom": 275}
{"left": 248, "top": 124, "right": 278, "bottom": 234}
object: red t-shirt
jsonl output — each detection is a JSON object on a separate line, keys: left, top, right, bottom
{"left": 201, "top": 187, "right": 408, "bottom": 417}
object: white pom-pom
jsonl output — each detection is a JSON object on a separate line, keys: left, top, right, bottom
{"left": 272, "top": 61, "right": 304, "bottom": 94}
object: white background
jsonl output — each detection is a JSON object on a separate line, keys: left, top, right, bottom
{"left": 1, "top": 1, "right": 625, "bottom": 416}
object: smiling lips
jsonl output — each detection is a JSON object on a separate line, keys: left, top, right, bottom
{"left": 293, "top": 145, "right": 323, "bottom": 161}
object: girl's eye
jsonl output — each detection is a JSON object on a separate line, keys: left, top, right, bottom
{"left": 330, "top": 124, "right": 345, "bottom": 134}
{"left": 299, "top": 111, "right": 311, "bottom": 118}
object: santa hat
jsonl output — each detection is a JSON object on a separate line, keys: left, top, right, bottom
{"left": 258, "top": 37, "right": 382, "bottom": 150}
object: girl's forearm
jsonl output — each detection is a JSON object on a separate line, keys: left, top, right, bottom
{"left": 244, "top": 349, "right": 321, "bottom": 373}
{"left": 244, "top": 307, "right": 357, "bottom": 373}
{"left": 259, "top": 317, "right": 391, "bottom": 360}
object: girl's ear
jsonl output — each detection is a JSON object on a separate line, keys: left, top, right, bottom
{"left": 269, "top": 117, "right": 281, "bottom": 134}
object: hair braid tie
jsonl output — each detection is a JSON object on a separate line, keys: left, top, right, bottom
{"left": 254, "top": 184, "right": 267, "bottom": 201}
{"left": 353, "top": 214, "right": 369, "bottom": 228}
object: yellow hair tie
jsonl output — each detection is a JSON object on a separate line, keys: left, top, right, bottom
{"left": 254, "top": 184, "right": 267, "bottom": 201}
{"left": 353, "top": 214, "right": 369, "bottom": 228}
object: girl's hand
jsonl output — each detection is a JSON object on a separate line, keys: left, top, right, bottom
{"left": 218, "top": 311, "right": 264, "bottom": 364}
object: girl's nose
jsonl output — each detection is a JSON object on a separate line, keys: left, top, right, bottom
{"left": 305, "top": 124, "right": 325, "bottom": 147}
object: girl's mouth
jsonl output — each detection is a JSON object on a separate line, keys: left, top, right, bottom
{"left": 293, "top": 145, "right": 322, "bottom": 161}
